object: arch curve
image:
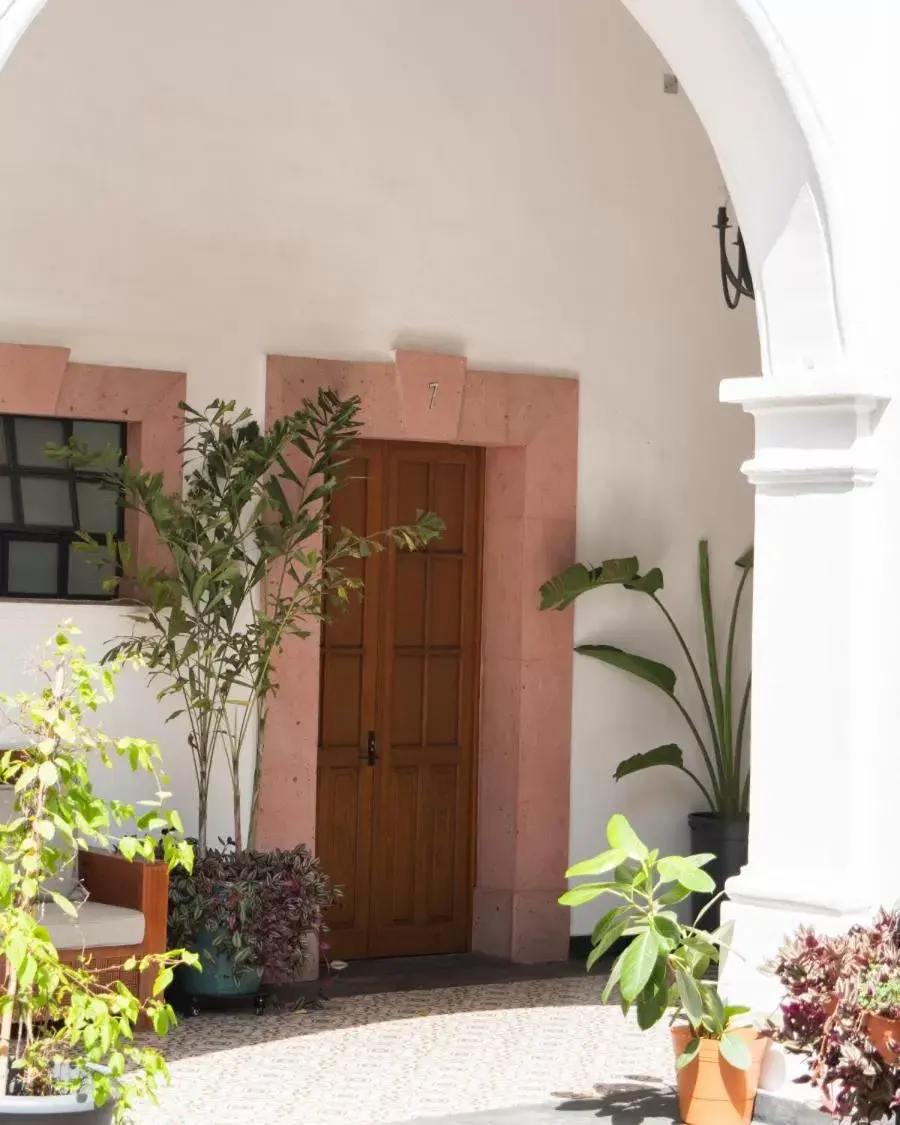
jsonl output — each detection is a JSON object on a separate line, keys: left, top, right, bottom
{"left": 1, "top": 0, "right": 842, "bottom": 382}
{"left": 620, "top": 0, "right": 842, "bottom": 380}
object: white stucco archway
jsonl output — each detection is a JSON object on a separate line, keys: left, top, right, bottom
{"left": 0, "top": 0, "right": 896, "bottom": 1074}
{"left": 0, "top": 0, "right": 842, "bottom": 379}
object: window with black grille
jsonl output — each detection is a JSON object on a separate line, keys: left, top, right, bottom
{"left": 0, "top": 415, "right": 125, "bottom": 600}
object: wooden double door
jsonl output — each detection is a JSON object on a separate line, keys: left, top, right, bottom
{"left": 316, "top": 441, "right": 483, "bottom": 959}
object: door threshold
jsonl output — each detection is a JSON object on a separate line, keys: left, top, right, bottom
{"left": 326, "top": 952, "right": 585, "bottom": 998}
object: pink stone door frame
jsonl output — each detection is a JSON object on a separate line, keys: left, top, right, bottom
{"left": 0, "top": 343, "right": 186, "bottom": 577}
{"left": 262, "top": 350, "right": 577, "bottom": 963}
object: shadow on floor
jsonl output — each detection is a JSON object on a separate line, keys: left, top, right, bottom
{"left": 387, "top": 1083, "right": 679, "bottom": 1124}
{"left": 558, "top": 1084, "right": 679, "bottom": 1122}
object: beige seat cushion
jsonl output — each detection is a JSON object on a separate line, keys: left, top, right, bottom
{"left": 37, "top": 900, "right": 145, "bottom": 951}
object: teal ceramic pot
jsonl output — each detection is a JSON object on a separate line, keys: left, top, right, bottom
{"left": 177, "top": 926, "right": 263, "bottom": 998}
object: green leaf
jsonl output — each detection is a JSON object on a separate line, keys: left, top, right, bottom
{"left": 658, "top": 883, "right": 691, "bottom": 906}
{"left": 675, "top": 965, "right": 703, "bottom": 1026}
{"left": 576, "top": 646, "right": 676, "bottom": 695}
{"left": 591, "top": 905, "right": 627, "bottom": 946}
{"left": 626, "top": 567, "right": 664, "bottom": 596}
{"left": 735, "top": 547, "right": 754, "bottom": 570}
{"left": 606, "top": 815, "right": 648, "bottom": 861}
{"left": 702, "top": 986, "right": 726, "bottom": 1035}
{"left": 724, "top": 1004, "right": 751, "bottom": 1024}
{"left": 636, "top": 956, "right": 668, "bottom": 1030}
{"left": 708, "top": 920, "right": 735, "bottom": 948}
{"left": 539, "top": 558, "right": 640, "bottom": 611}
{"left": 558, "top": 882, "right": 618, "bottom": 907}
{"left": 49, "top": 890, "right": 78, "bottom": 918}
{"left": 657, "top": 857, "right": 715, "bottom": 894}
{"left": 587, "top": 912, "right": 631, "bottom": 970}
{"left": 685, "top": 853, "right": 716, "bottom": 868}
{"left": 619, "top": 930, "right": 660, "bottom": 1002}
{"left": 566, "top": 847, "right": 628, "bottom": 878}
{"left": 37, "top": 760, "right": 59, "bottom": 787}
{"left": 153, "top": 967, "right": 174, "bottom": 995}
{"left": 676, "top": 1037, "right": 701, "bottom": 1069}
{"left": 720, "top": 1031, "right": 752, "bottom": 1071}
{"left": 651, "top": 914, "right": 681, "bottom": 950}
{"left": 614, "top": 744, "right": 685, "bottom": 783}
{"left": 602, "top": 951, "right": 625, "bottom": 1004}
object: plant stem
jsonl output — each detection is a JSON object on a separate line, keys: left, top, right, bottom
{"left": 723, "top": 564, "right": 751, "bottom": 812}
{"left": 650, "top": 594, "right": 724, "bottom": 787}
{"left": 698, "top": 541, "right": 729, "bottom": 804}
{"left": 0, "top": 960, "right": 16, "bottom": 1099}
{"left": 670, "top": 695, "right": 723, "bottom": 811}
{"left": 734, "top": 674, "right": 752, "bottom": 815}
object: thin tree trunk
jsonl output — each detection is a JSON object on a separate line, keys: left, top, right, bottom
{"left": 232, "top": 764, "right": 242, "bottom": 855}
{"left": 247, "top": 707, "right": 266, "bottom": 852}
{"left": 197, "top": 781, "right": 209, "bottom": 858}
{"left": 0, "top": 961, "right": 16, "bottom": 1099}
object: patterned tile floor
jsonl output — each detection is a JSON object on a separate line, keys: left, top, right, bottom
{"left": 132, "top": 977, "right": 677, "bottom": 1125}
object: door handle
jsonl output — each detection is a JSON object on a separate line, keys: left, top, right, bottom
{"left": 366, "top": 730, "right": 378, "bottom": 767}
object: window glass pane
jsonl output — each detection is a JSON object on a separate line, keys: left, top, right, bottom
{"left": 67, "top": 545, "right": 115, "bottom": 598}
{"left": 8, "top": 540, "right": 59, "bottom": 595}
{"left": 72, "top": 421, "right": 123, "bottom": 463}
{"left": 20, "top": 478, "right": 73, "bottom": 527}
{"left": 76, "top": 480, "right": 119, "bottom": 533}
{"left": 13, "top": 418, "right": 65, "bottom": 468}
{"left": 0, "top": 478, "right": 12, "bottom": 523}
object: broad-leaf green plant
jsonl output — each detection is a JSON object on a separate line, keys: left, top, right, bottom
{"left": 55, "top": 392, "right": 443, "bottom": 855}
{"left": 540, "top": 541, "right": 753, "bottom": 818}
{"left": 560, "top": 814, "right": 754, "bottom": 1070}
{"left": 0, "top": 626, "right": 196, "bottom": 1118}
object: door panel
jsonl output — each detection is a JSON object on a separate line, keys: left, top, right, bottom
{"left": 316, "top": 449, "right": 382, "bottom": 961}
{"left": 318, "top": 441, "right": 482, "bottom": 960}
{"left": 368, "top": 444, "right": 481, "bottom": 957}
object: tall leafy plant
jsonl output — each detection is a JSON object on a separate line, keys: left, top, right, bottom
{"left": 57, "top": 392, "right": 442, "bottom": 855}
{"left": 0, "top": 627, "right": 195, "bottom": 1117}
{"left": 540, "top": 541, "right": 753, "bottom": 818}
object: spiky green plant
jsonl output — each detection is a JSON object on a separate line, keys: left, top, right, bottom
{"left": 541, "top": 541, "right": 753, "bottom": 817}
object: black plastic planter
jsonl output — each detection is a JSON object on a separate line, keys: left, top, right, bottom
{"left": 687, "top": 813, "right": 748, "bottom": 933}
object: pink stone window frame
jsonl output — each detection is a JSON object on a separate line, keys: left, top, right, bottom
{"left": 261, "top": 350, "right": 578, "bottom": 963}
{"left": 0, "top": 344, "right": 186, "bottom": 585}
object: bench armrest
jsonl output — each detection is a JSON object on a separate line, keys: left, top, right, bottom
{"left": 78, "top": 849, "right": 169, "bottom": 957}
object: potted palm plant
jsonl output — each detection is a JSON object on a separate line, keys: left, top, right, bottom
{"left": 561, "top": 814, "right": 767, "bottom": 1125}
{"left": 0, "top": 626, "right": 195, "bottom": 1123}
{"left": 56, "top": 391, "right": 441, "bottom": 999}
{"left": 541, "top": 541, "right": 753, "bottom": 929}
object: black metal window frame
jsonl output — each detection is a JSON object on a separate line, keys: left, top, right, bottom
{"left": 0, "top": 414, "right": 126, "bottom": 601}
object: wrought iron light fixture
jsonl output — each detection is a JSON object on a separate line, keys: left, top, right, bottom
{"left": 715, "top": 203, "right": 754, "bottom": 309}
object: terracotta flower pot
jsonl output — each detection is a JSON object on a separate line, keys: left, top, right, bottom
{"left": 864, "top": 1013, "right": 900, "bottom": 1064}
{"left": 671, "top": 1025, "right": 768, "bottom": 1125}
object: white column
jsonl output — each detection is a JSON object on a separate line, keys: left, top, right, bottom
{"left": 717, "top": 374, "right": 894, "bottom": 1033}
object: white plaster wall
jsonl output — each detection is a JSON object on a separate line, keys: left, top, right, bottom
{"left": 0, "top": 0, "right": 758, "bottom": 909}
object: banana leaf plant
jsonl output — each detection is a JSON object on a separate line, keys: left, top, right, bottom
{"left": 560, "top": 814, "right": 754, "bottom": 1069}
{"left": 540, "top": 541, "right": 752, "bottom": 818}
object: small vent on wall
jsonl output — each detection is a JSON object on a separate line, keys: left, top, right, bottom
{"left": 663, "top": 73, "right": 679, "bottom": 94}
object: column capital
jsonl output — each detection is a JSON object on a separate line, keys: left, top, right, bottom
{"left": 720, "top": 375, "right": 891, "bottom": 493}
